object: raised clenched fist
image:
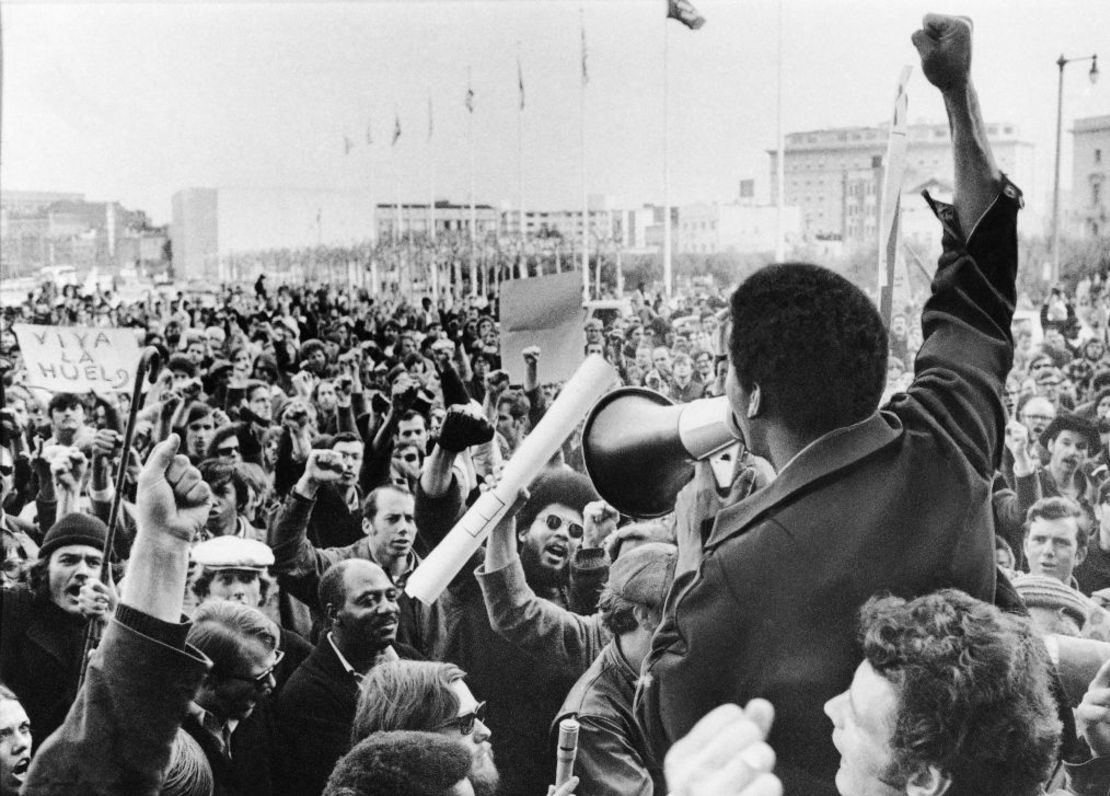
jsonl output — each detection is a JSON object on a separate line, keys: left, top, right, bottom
{"left": 911, "top": 14, "right": 973, "bottom": 93}
{"left": 136, "top": 434, "right": 213, "bottom": 543}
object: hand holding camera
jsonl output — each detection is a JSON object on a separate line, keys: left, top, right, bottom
{"left": 91, "top": 428, "right": 123, "bottom": 460}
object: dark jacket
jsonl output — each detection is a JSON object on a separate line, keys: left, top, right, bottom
{"left": 275, "top": 637, "right": 421, "bottom": 796}
{"left": 182, "top": 700, "right": 278, "bottom": 796}
{"left": 0, "top": 587, "right": 88, "bottom": 742}
{"left": 23, "top": 604, "right": 210, "bottom": 795}
{"left": 555, "top": 641, "right": 664, "bottom": 796}
{"left": 638, "top": 182, "right": 1024, "bottom": 795}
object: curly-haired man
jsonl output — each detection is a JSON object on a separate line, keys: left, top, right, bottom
{"left": 824, "top": 589, "right": 1061, "bottom": 796}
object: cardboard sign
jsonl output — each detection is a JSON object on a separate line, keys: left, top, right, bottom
{"left": 500, "top": 271, "right": 586, "bottom": 384}
{"left": 13, "top": 324, "right": 141, "bottom": 394}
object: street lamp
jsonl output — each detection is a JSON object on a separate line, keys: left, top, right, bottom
{"left": 1052, "top": 52, "right": 1099, "bottom": 284}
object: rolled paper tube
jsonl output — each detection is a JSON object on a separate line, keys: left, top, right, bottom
{"left": 405, "top": 354, "right": 617, "bottom": 605}
{"left": 554, "top": 717, "right": 579, "bottom": 787}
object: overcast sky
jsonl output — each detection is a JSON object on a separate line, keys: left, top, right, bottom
{"left": 4, "top": 0, "right": 1110, "bottom": 226}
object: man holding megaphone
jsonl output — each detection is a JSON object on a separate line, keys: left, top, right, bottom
{"left": 638, "top": 15, "right": 1024, "bottom": 796}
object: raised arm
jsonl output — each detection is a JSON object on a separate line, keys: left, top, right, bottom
{"left": 269, "top": 448, "right": 348, "bottom": 609}
{"left": 900, "top": 14, "right": 1020, "bottom": 476}
{"left": 912, "top": 15, "right": 1000, "bottom": 235}
{"left": 23, "top": 435, "right": 212, "bottom": 793}
{"left": 478, "top": 496, "right": 608, "bottom": 670}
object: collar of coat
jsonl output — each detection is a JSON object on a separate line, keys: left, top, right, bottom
{"left": 706, "top": 410, "right": 900, "bottom": 549}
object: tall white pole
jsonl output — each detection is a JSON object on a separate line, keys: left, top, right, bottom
{"left": 429, "top": 92, "right": 438, "bottom": 304}
{"left": 580, "top": 6, "right": 589, "bottom": 301}
{"left": 518, "top": 45, "right": 527, "bottom": 280}
{"left": 774, "top": 0, "right": 785, "bottom": 263}
{"left": 662, "top": 19, "right": 673, "bottom": 301}
{"left": 394, "top": 141, "right": 403, "bottom": 297}
{"left": 468, "top": 67, "right": 478, "bottom": 298}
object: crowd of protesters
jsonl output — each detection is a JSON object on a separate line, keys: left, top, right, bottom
{"left": 9, "top": 14, "right": 1110, "bottom": 796}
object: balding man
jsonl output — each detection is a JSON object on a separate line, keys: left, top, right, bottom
{"left": 276, "top": 558, "right": 422, "bottom": 796}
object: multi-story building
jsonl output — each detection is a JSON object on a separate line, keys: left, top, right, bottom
{"left": 1, "top": 191, "right": 164, "bottom": 277}
{"left": 171, "top": 188, "right": 220, "bottom": 283}
{"left": 677, "top": 202, "right": 801, "bottom": 255}
{"left": 171, "top": 186, "right": 377, "bottom": 282}
{"left": 768, "top": 122, "right": 1035, "bottom": 242}
{"left": 376, "top": 201, "right": 499, "bottom": 241}
{"left": 1071, "top": 115, "right": 1110, "bottom": 239}
{"left": 500, "top": 194, "right": 624, "bottom": 244}
{"left": 1, "top": 190, "right": 84, "bottom": 217}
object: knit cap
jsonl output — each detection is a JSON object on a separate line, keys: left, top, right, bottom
{"left": 39, "top": 513, "right": 108, "bottom": 561}
{"left": 1012, "top": 572, "right": 1089, "bottom": 629}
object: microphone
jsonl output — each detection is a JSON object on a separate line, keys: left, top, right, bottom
{"left": 554, "top": 717, "right": 579, "bottom": 788}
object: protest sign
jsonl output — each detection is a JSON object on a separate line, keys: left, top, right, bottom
{"left": 13, "top": 324, "right": 141, "bottom": 394}
{"left": 500, "top": 270, "right": 586, "bottom": 384}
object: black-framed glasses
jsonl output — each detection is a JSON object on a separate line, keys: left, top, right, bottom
{"left": 225, "top": 649, "right": 284, "bottom": 689}
{"left": 217, "top": 445, "right": 240, "bottom": 456}
{"left": 544, "top": 514, "right": 584, "bottom": 539}
{"left": 434, "top": 701, "right": 487, "bottom": 736}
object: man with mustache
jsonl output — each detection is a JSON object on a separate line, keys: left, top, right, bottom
{"left": 0, "top": 512, "right": 113, "bottom": 742}
{"left": 348, "top": 661, "right": 502, "bottom": 796}
{"left": 1015, "top": 414, "right": 1101, "bottom": 530}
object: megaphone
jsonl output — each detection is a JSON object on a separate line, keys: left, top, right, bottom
{"left": 581, "top": 387, "right": 742, "bottom": 518}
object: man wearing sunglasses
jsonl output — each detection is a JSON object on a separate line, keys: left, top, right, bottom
{"left": 350, "top": 661, "right": 500, "bottom": 796}
{"left": 184, "top": 599, "right": 283, "bottom": 796}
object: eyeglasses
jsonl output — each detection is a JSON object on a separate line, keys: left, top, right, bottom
{"left": 0, "top": 464, "right": 13, "bottom": 477}
{"left": 225, "top": 649, "right": 284, "bottom": 689}
{"left": 544, "top": 514, "right": 584, "bottom": 539}
{"left": 217, "top": 445, "right": 240, "bottom": 456}
{"left": 434, "top": 701, "right": 487, "bottom": 736}
{"left": 1022, "top": 414, "right": 1055, "bottom": 424}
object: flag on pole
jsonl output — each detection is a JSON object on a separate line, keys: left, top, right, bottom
{"left": 580, "top": 22, "right": 589, "bottom": 85}
{"left": 465, "top": 85, "right": 475, "bottom": 113}
{"left": 428, "top": 96, "right": 434, "bottom": 140}
{"left": 517, "top": 56, "right": 525, "bottom": 110}
{"left": 666, "top": 0, "right": 706, "bottom": 30}
{"left": 343, "top": 136, "right": 353, "bottom": 155}
{"left": 392, "top": 113, "right": 401, "bottom": 146}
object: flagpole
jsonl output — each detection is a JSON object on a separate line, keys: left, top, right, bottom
{"left": 517, "top": 45, "right": 527, "bottom": 280}
{"left": 662, "top": 17, "right": 672, "bottom": 302}
{"left": 467, "top": 67, "right": 477, "bottom": 298}
{"left": 392, "top": 110, "right": 403, "bottom": 295}
{"left": 580, "top": 5, "right": 589, "bottom": 302}
{"left": 429, "top": 92, "right": 438, "bottom": 305}
{"left": 366, "top": 123, "right": 374, "bottom": 295}
{"left": 774, "top": 0, "right": 785, "bottom": 263}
